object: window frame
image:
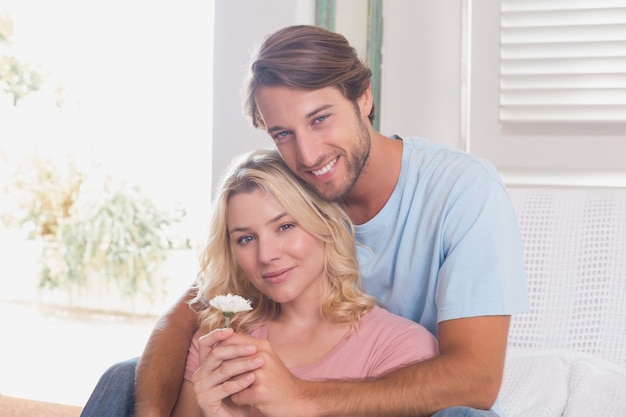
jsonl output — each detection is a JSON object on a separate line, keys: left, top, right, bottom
{"left": 467, "top": 1, "right": 626, "bottom": 184}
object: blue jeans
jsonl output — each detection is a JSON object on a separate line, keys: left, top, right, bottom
{"left": 431, "top": 406, "right": 500, "bottom": 417}
{"left": 80, "top": 357, "right": 138, "bottom": 417}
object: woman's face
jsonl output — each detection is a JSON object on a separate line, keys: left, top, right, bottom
{"left": 227, "top": 188, "right": 327, "bottom": 306}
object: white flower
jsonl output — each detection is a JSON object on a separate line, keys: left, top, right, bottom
{"left": 209, "top": 294, "right": 253, "bottom": 328}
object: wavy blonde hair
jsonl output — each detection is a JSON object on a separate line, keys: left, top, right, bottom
{"left": 191, "top": 148, "right": 375, "bottom": 333}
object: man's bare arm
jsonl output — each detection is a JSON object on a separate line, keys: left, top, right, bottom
{"left": 231, "top": 315, "right": 511, "bottom": 417}
{"left": 309, "top": 315, "right": 510, "bottom": 417}
{"left": 135, "top": 284, "right": 199, "bottom": 417}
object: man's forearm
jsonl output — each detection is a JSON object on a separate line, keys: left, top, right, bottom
{"left": 297, "top": 316, "right": 510, "bottom": 417}
{"left": 135, "top": 285, "right": 199, "bottom": 417}
{"left": 300, "top": 357, "right": 442, "bottom": 417}
{"left": 299, "top": 354, "right": 491, "bottom": 417}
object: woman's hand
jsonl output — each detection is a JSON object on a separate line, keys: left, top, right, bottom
{"left": 196, "top": 328, "right": 315, "bottom": 417}
{"left": 191, "top": 328, "right": 261, "bottom": 417}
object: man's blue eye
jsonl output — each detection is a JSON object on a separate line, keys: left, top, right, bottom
{"left": 274, "top": 131, "right": 289, "bottom": 140}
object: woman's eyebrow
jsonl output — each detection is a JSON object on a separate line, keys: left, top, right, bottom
{"left": 228, "top": 212, "right": 288, "bottom": 235}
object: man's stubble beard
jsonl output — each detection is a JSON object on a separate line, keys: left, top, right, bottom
{"left": 311, "top": 115, "right": 372, "bottom": 203}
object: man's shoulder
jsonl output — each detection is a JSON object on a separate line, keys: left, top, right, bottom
{"left": 401, "top": 136, "right": 493, "bottom": 168}
{"left": 397, "top": 135, "right": 502, "bottom": 189}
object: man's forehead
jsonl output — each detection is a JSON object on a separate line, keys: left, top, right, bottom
{"left": 256, "top": 86, "right": 344, "bottom": 119}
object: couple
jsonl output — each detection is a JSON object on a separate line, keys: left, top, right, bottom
{"left": 170, "top": 148, "right": 438, "bottom": 416}
{"left": 81, "top": 25, "right": 528, "bottom": 417}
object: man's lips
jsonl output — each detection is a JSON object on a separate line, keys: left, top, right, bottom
{"left": 310, "top": 157, "right": 338, "bottom": 176}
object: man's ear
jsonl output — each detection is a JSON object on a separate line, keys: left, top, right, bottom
{"left": 357, "top": 84, "right": 374, "bottom": 118}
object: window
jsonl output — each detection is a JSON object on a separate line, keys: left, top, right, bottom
{"left": 468, "top": 0, "right": 626, "bottom": 182}
{"left": 316, "top": 0, "right": 383, "bottom": 130}
{"left": 1, "top": 0, "right": 214, "bottom": 405}
{"left": 1, "top": 0, "right": 214, "bottom": 311}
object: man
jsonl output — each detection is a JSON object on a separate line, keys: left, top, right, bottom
{"left": 81, "top": 25, "right": 528, "bottom": 417}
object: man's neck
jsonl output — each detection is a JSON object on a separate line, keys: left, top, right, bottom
{"left": 341, "top": 133, "right": 403, "bottom": 225}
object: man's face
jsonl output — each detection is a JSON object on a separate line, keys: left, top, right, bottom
{"left": 255, "top": 86, "right": 372, "bottom": 202}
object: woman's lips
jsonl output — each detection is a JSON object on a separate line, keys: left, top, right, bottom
{"left": 261, "top": 266, "right": 294, "bottom": 284}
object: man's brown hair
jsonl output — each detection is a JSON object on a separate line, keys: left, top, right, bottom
{"left": 244, "top": 25, "right": 374, "bottom": 129}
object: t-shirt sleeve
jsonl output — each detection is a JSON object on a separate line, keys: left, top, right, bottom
{"left": 437, "top": 180, "right": 529, "bottom": 322}
{"left": 361, "top": 307, "right": 438, "bottom": 377}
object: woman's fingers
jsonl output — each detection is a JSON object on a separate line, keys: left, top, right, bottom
{"left": 197, "top": 327, "right": 235, "bottom": 362}
{"left": 192, "top": 331, "right": 266, "bottom": 417}
{"left": 194, "top": 369, "right": 257, "bottom": 402}
{"left": 192, "top": 352, "right": 263, "bottom": 416}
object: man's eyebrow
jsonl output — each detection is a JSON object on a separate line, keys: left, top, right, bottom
{"left": 267, "top": 125, "right": 287, "bottom": 135}
{"left": 305, "top": 104, "right": 333, "bottom": 119}
{"left": 267, "top": 104, "right": 334, "bottom": 134}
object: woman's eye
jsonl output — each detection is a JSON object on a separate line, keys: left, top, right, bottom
{"left": 279, "top": 223, "right": 295, "bottom": 232}
{"left": 237, "top": 235, "right": 254, "bottom": 245}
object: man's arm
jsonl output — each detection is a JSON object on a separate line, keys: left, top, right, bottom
{"left": 135, "top": 284, "right": 200, "bottom": 417}
{"left": 227, "top": 315, "right": 511, "bottom": 417}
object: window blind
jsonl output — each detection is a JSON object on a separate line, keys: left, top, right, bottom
{"left": 499, "top": 0, "right": 626, "bottom": 122}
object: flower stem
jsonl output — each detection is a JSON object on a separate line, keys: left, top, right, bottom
{"left": 224, "top": 312, "right": 234, "bottom": 328}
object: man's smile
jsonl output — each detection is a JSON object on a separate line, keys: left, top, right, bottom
{"left": 311, "top": 157, "right": 338, "bottom": 176}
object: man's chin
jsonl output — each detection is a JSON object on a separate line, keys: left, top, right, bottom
{"left": 299, "top": 174, "right": 349, "bottom": 202}
{"left": 313, "top": 186, "right": 348, "bottom": 203}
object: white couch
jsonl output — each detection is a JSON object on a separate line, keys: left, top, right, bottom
{"left": 500, "top": 186, "right": 626, "bottom": 417}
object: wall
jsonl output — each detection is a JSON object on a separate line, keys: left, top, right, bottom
{"left": 210, "top": 0, "right": 314, "bottom": 194}
{"left": 379, "top": 1, "right": 464, "bottom": 149}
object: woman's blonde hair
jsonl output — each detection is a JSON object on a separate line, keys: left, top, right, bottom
{"left": 191, "top": 148, "right": 375, "bottom": 333}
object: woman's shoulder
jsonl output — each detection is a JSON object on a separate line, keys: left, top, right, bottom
{"left": 362, "top": 306, "right": 433, "bottom": 338}
{"left": 354, "top": 306, "right": 438, "bottom": 370}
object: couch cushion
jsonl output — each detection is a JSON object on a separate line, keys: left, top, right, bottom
{"left": 500, "top": 348, "right": 626, "bottom": 417}
{"left": 563, "top": 356, "right": 626, "bottom": 417}
{"left": 499, "top": 349, "right": 570, "bottom": 417}
{"left": 505, "top": 186, "right": 626, "bottom": 369}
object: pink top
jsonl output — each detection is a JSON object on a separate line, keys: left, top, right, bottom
{"left": 184, "top": 305, "right": 438, "bottom": 382}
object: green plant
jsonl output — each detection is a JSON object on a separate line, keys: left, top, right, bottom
{"left": 5, "top": 152, "right": 189, "bottom": 302}
{"left": 39, "top": 181, "right": 188, "bottom": 300}
{"left": 0, "top": 15, "right": 43, "bottom": 105}
{"left": 3, "top": 152, "right": 84, "bottom": 238}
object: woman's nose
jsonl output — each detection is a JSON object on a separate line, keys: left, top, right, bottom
{"left": 257, "top": 236, "right": 281, "bottom": 264}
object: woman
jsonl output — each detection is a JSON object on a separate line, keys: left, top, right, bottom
{"left": 171, "top": 148, "right": 437, "bottom": 417}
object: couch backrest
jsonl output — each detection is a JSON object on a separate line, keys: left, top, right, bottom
{"left": 506, "top": 186, "right": 626, "bottom": 368}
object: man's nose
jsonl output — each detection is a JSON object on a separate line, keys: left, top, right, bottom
{"left": 295, "top": 132, "right": 322, "bottom": 168}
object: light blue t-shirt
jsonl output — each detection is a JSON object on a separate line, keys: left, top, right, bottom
{"left": 356, "top": 136, "right": 529, "bottom": 339}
